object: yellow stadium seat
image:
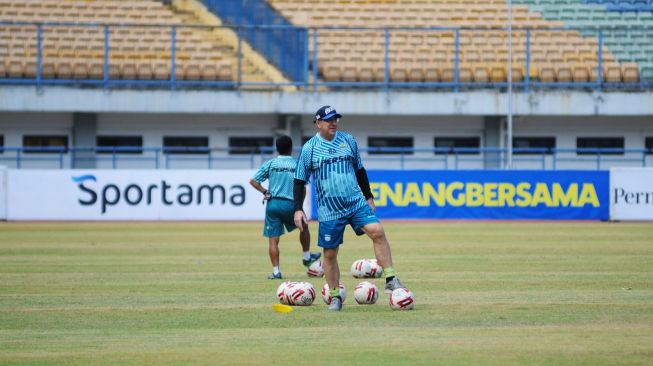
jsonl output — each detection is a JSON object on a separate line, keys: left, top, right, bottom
{"left": 56, "top": 60, "right": 73, "bottom": 79}
{"left": 218, "top": 62, "right": 233, "bottom": 81}
{"left": 473, "top": 64, "right": 489, "bottom": 83}
{"left": 572, "top": 64, "right": 590, "bottom": 83}
{"left": 121, "top": 62, "right": 137, "bottom": 80}
{"left": 136, "top": 63, "right": 153, "bottom": 80}
{"left": 72, "top": 61, "right": 89, "bottom": 79}
{"left": 622, "top": 63, "right": 639, "bottom": 83}
{"left": 153, "top": 62, "right": 170, "bottom": 80}
{"left": 605, "top": 64, "right": 622, "bottom": 83}
{"left": 556, "top": 64, "right": 573, "bottom": 83}
{"left": 88, "top": 62, "right": 104, "bottom": 80}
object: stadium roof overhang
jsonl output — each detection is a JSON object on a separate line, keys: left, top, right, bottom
{"left": 1, "top": 86, "right": 652, "bottom": 116}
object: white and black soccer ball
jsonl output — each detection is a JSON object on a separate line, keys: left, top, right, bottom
{"left": 276, "top": 281, "right": 296, "bottom": 305}
{"left": 285, "top": 282, "right": 316, "bottom": 306}
{"left": 389, "top": 288, "right": 415, "bottom": 310}
{"left": 307, "top": 260, "right": 324, "bottom": 277}
{"left": 350, "top": 259, "right": 372, "bottom": 278}
{"left": 321, "top": 282, "right": 347, "bottom": 305}
{"left": 354, "top": 281, "right": 379, "bottom": 305}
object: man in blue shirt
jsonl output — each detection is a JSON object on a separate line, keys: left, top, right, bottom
{"left": 293, "top": 106, "right": 407, "bottom": 311}
{"left": 250, "top": 135, "right": 320, "bottom": 280}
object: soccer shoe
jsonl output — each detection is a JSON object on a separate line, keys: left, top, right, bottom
{"left": 328, "top": 296, "right": 343, "bottom": 311}
{"left": 384, "top": 277, "right": 405, "bottom": 294}
{"left": 267, "top": 272, "right": 283, "bottom": 280}
{"left": 302, "top": 252, "right": 322, "bottom": 267}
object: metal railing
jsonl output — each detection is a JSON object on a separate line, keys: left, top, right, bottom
{"left": 1, "top": 21, "right": 652, "bottom": 91}
{"left": 0, "top": 146, "right": 650, "bottom": 170}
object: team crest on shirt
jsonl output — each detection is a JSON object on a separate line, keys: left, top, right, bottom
{"left": 324, "top": 234, "right": 331, "bottom": 242}
{"left": 339, "top": 143, "right": 346, "bottom": 149}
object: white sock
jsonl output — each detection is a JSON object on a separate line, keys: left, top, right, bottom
{"left": 273, "top": 266, "right": 280, "bottom": 275}
{"left": 303, "top": 251, "right": 310, "bottom": 261}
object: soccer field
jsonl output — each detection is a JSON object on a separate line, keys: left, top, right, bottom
{"left": 1, "top": 221, "right": 652, "bottom": 365}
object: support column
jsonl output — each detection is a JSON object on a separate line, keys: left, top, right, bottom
{"left": 72, "top": 112, "right": 97, "bottom": 169}
{"left": 484, "top": 116, "right": 502, "bottom": 169}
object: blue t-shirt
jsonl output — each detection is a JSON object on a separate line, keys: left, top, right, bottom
{"left": 252, "top": 155, "right": 297, "bottom": 200}
{"left": 295, "top": 131, "right": 367, "bottom": 221}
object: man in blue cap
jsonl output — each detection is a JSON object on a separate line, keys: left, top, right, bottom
{"left": 293, "top": 106, "right": 408, "bottom": 311}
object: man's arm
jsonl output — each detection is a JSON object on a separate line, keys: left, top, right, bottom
{"left": 355, "top": 168, "right": 376, "bottom": 211}
{"left": 355, "top": 167, "right": 373, "bottom": 200}
{"left": 293, "top": 179, "right": 308, "bottom": 231}
{"left": 249, "top": 179, "right": 267, "bottom": 195}
{"left": 249, "top": 179, "right": 271, "bottom": 203}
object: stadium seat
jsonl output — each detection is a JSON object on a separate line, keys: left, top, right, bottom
{"left": 539, "top": 64, "right": 556, "bottom": 83}
{"left": 137, "top": 63, "right": 154, "bottom": 80}
{"left": 605, "top": 64, "right": 623, "bottom": 83}
{"left": 56, "top": 60, "right": 73, "bottom": 79}
{"left": 572, "top": 64, "right": 591, "bottom": 82}
{"left": 184, "top": 62, "right": 201, "bottom": 81}
{"left": 622, "top": 63, "right": 639, "bottom": 82}
{"left": 153, "top": 62, "right": 170, "bottom": 80}
{"left": 72, "top": 61, "right": 89, "bottom": 79}
{"left": 473, "top": 64, "right": 490, "bottom": 82}
{"left": 121, "top": 62, "right": 137, "bottom": 80}
{"left": 88, "top": 62, "right": 103, "bottom": 80}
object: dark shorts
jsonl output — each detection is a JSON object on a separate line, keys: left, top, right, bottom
{"left": 263, "top": 198, "right": 296, "bottom": 238}
{"left": 317, "top": 204, "right": 379, "bottom": 249}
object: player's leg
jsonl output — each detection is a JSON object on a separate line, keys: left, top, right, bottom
{"left": 317, "top": 218, "right": 347, "bottom": 311}
{"left": 322, "top": 246, "right": 340, "bottom": 294}
{"left": 299, "top": 226, "right": 321, "bottom": 266}
{"left": 264, "top": 201, "right": 285, "bottom": 279}
{"left": 279, "top": 199, "right": 320, "bottom": 266}
{"left": 361, "top": 222, "right": 393, "bottom": 269}
{"left": 352, "top": 205, "right": 406, "bottom": 293}
{"left": 267, "top": 236, "right": 282, "bottom": 279}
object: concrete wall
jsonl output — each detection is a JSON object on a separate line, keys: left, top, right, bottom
{"left": 1, "top": 111, "right": 651, "bottom": 170}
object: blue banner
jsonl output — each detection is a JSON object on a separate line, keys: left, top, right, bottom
{"left": 312, "top": 170, "right": 609, "bottom": 220}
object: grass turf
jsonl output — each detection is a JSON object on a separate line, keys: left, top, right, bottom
{"left": 0, "top": 221, "right": 652, "bottom": 365}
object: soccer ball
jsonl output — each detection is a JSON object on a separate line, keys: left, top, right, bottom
{"left": 389, "top": 288, "right": 415, "bottom": 310}
{"left": 350, "top": 259, "right": 372, "bottom": 278}
{"left": 368, "top": 259, "right": 384, "bottom": 278}
{"left": 354, "top": 281, "right": 379, "bottom": 304}
{"left": 276, "top": 281, "right": 296, "bottom": 305}
{"left": 321, "top": 282, "right": 347, "bottom": 305}
{"left": 307, "top": 260, "right": 324, "bottom": 277}
{"left": 285, "top": 282, "right": 316, "bottom": 306}
{"left": 351, "top": 258, "right": 384, "bottom": 278}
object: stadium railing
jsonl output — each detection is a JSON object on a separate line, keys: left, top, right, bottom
{"left": 0, "top": 146, "right": 650, "bottom": 170}
{"left": 1, "top": 21, "right": 651, "bottom": 91}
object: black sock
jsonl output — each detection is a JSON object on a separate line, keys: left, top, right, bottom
{"left": 385, "top": 276, "right": 395, "bottom": 284}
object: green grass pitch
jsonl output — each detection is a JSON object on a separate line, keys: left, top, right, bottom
{"left": 1, "top": 221, "right": 652, "bottom": 365}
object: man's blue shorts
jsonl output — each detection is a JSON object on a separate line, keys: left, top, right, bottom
{"left": 263, "top": 198, "right": 296, "bottom": 238}
{"left": 317, "top": 204, "right": 379, "bottom": 248}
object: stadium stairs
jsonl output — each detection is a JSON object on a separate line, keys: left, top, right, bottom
{"left": 171, "top": 0, "right": 293, "bottom": 89}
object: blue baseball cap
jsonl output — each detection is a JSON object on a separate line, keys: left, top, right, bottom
{"left": 314, "top": 105, "right": 342, "bottom": 122}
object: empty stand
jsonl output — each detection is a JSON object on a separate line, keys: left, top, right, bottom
{"left": 0, "top": 0, "right": 237, "bottom": 83}
{"left": 513, "top": 0, "right": 653, "bottom": 83}
{"left": 269, "top": 0, "right": 645, "bottom": 84}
